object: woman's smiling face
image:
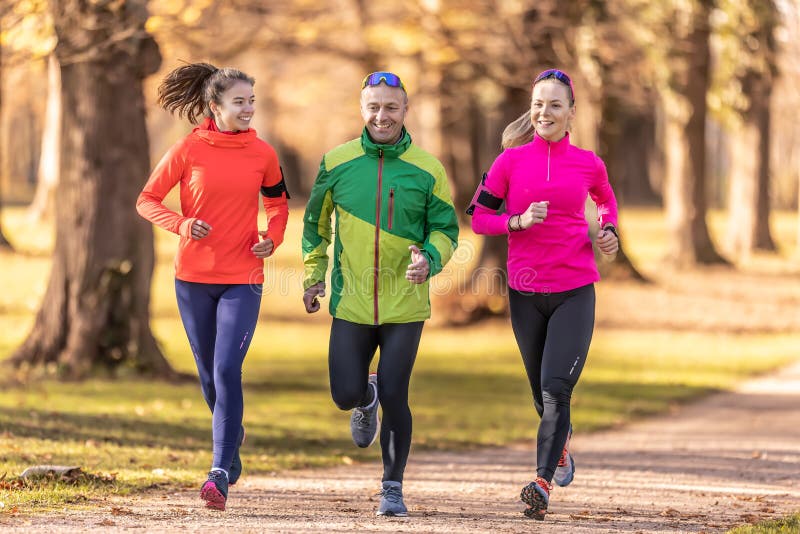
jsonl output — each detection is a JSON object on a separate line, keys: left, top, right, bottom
{"left": 530, "top": 79, "right": 575, "bottom": 142}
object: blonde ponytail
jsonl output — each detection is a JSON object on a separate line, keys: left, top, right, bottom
{"left": 501, "top": 110, "right": 535, "bottom": 149}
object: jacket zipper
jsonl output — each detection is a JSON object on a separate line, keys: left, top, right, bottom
{"left": 388, "top": 188, "right": 395, "bottom": 231}
{"left": 547, "top": 142, "right": 551, "bottom": 182}
{"left": 373, "top": 150, "right": 384, "bottom": 325}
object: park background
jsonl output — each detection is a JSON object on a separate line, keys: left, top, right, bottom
{"left": 1, "top": 0, "right": 799, "bottom": 530}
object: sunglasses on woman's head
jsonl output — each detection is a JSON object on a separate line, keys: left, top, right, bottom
{"left": 534, "top": 69, "right": 575, "bottom": 103}
{"left": 361, "top": 71, "right": 406, "bottom": 91}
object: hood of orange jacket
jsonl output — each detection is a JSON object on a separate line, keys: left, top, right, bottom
{"left": 193, "top": 117, "right": 258, "bottom": 148}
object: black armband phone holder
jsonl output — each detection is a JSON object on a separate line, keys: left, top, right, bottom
{"left": 466, "top": 173, "right": 503, "bottom": 215}
{"left": 261, "top": 166, "right": 292, "bottom": 199}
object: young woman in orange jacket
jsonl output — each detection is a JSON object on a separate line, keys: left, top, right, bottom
{"left": 137, "top": 62, "right": 289, "bottom": 511}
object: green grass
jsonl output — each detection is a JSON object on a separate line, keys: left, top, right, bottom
{"left": 620, "top": 206, "right": 800, "bottom": 267}
{"left": 728, "top": 514, "right": 800, "bottom": 533}
{"left": 1, "top": 206, "right": 799, "bottom": 512}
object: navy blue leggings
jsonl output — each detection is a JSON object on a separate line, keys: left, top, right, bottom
{"left": 328, "top": 318, "right": 424, "bottom": 483}
{"left": 175, "top": 280, "right": 262, "bottom": 472}
{"left": 508, "top": 283, "right": 595, "bottom": 482}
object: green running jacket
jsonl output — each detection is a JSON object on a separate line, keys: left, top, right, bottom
{"left": 302, "top": 128, "right": 459, "bottom": 325}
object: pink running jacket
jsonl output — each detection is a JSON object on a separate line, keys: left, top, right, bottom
{"left": 471, "top": 132, "right": 618, "bottom": 293}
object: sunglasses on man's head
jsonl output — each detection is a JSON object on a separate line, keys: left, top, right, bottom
{"left": 361, "top": 71, "right": 406, "bottom": 91}
{"left": 534, "top": 69, "right": 575, "bottom": 103}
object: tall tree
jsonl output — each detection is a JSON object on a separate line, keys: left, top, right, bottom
{"left": 10, "top": 0, "right": 178, "bottom": 379}
{"left": 774, "top": 0, "right": 800, "bottom": 254}
{"left": 660, "top": 0, "right": 728, "bottom": 266}
{"left": 2, "top": 0, "right": 54, "bottom": 248}
{"left": 26, "top": 52, "right": 60, "bottom": 222}
{"left": 0, "top": 2, "right": 16, "bottom": 250}
{"left": 719, "top": 0, "right": 778, "bottom": 257}
{"left": 583, "top": 0, "right": 656, "bottom": 282}
{"left": 414, "top": 0, "right": 632, "bottom": 320}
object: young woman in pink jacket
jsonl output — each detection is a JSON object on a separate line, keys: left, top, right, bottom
{"left": 469, "top": 69, "right": 619, "bottom": 520}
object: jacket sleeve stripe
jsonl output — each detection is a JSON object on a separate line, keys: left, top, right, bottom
{"left": 302, "top": 163, "right": 334, "bottom": 288}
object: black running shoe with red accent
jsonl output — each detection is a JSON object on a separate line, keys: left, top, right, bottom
{"left": 520, "top": 477, "right": 551, "bottom": 520}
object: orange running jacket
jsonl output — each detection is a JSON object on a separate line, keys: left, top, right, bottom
{"left": 137, "top": 117, "right": 289, "bottom": 285}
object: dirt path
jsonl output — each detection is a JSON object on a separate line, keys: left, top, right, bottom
{"left": 5, "top": 362, "right": 800, "bottom": 533}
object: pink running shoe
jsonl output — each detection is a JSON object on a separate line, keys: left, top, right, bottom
{"left": 200, "top": 470, "right": 228, "bottom": 511}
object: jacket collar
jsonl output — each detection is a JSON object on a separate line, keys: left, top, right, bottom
{"left": 531, "top": 131, "right": 571, "bottom": 156}
{"left": 192, "top": 117, "right": 257, "bottom": 148}
{"left": 360, "top": 127, "right": 412, "bottom": 158}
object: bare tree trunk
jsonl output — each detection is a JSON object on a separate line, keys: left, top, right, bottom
{"left": 445, "top": 95, "right": 486, "bottom": 226}
{"left": 0, "top": 189, "right": 10, "bottom": 247}
{"left": 441, "top": 85, "right": 520, "bottom": 324}
{"left": 664, "top": 0, "right": 728, "bottom": 267}
{"left": 9, "top": 0, "right": 180, "bottom": 380}
{"left": 616, "top": 109, "right": 661, "bottom": 206}
{"left": 754, "top": 91, "right": 776, "bottom": 251}
{"left": 454, "top": 234, "right": 509, "bottom": 323}
{"left": 727, "top": 0, "right": 778, "bottom": 256}
{"left": 443, "top": 1, "right": 583, "bottom": 323}
{"left": 0, "top": 10, "right": 13, "bottom": 251}
{"left": 254, "top": 70, "right": 306, "bottom": 197}
{"left": 351, "top": 0, "right": 383, "bottom": 70}
{"left": 0, "top": 148, "right": 10, "bottom": 248}
{"left": 727, "top": 117, "right": 759, "bottom": 257}
{"left": 727, "top": 81, "right": 775, "bottom": 257}
{"left": 597, "top": 95, "right": 649, "bottom": 282}
{"left": 754, "top": 6, "right": 778, "bottom": 252}
{"left": 26, "top": 53, "right": 61, "bottom": 222}
{"left": 0, "top": 223, "right": 10, "bottom": 249}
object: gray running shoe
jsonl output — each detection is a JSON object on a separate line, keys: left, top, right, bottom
{"left": 553, "top": 424, "right": 574, "bottom": 487}
{"left": 350, "top": 373, "right": 380, "bottom": 448}
{"left": 376, "top": 481, "right": 407, "bottom": 517}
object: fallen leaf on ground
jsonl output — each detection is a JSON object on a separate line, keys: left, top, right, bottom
{"left": 735, "top": 494, "right": 766, "bottom": 502}
{"left": 741, "top": 513, "right": 761, "bottom": 523}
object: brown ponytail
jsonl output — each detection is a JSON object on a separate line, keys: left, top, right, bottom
{"left": 157, "top": 62, "right": 255, "bottom": 124}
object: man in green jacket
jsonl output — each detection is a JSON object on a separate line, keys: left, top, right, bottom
{"left": 302, "top": 71, "right": 459, "bottom": 517}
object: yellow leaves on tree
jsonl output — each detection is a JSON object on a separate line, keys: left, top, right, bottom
{"left": 2, "top": 0, "right": 55, "bottom": 58}
{"left": 145, "top": 0, "right": 214, "bottom": 35}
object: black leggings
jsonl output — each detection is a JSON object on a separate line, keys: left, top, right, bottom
{"left": 329, "top": 318, "right": 424, "bottom": 483}
{"left": 508, "top": 283, "right": 595, "bottom": 482}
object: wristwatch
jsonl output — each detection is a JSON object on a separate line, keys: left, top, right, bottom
{"left": 603, "top": 224, "right": 618, "bottom": 239}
